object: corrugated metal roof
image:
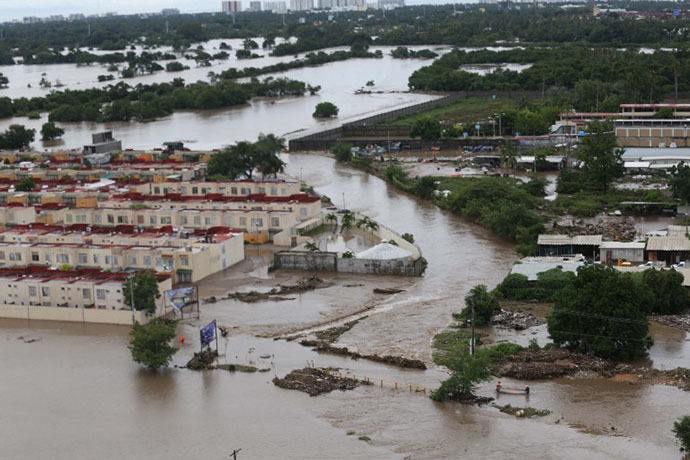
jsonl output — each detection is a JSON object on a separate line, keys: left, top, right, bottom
{"left": 667, "top": 225, "right": 690, "bottom": 237}
{"left": 599, "top": 242, "right": 646, "bottom": 249}
{"left": 646, "top": 236, "right": 690, "bottom": 251}
{"left": 537, "top": 234, "right": 603, "bottom": 246}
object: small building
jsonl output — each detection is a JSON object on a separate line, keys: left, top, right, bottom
{"left": 83, "top": 131, "right": 122, "bottom": 154}
{"left": 537, "top": 234, "right": 602, "bottom": 260}
{"left": 599, "top": 241, "right": 645, "bottom": 265}
{"left": 645, "top": 236, "right": 690, "bottom": 265}
{"left": 510, "top": 255, "right": 584, "bottom": 281}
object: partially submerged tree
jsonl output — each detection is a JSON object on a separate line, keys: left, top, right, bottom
{"left": 431, "top": 346, "right": 491, "bottom": 401}
{"left": 123, "top": 270, "right": 162, "bottom": 315}
{"left": 313, "top": 101, "right": 339, "bottom": 118}
{"left": 129, "top": 319, "right": 178, "bottom": 369}
{"left": 331, "top": 141, "right": 353, "bottom": 162}
{"left": 673, "top": 416, "right": 690, "bottom": 452}
{"left": 40, "top": 122, "right": 65, "bottom": 141}
{"left": 548, "top": 265, "right": 651, "bottom": 360}
{"left": 456, "top": 284, "right": 501, "bottom": 326}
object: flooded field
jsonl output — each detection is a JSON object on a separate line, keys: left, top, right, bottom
{"left": 2, "top": 153, "right": 689, "bottom": 459}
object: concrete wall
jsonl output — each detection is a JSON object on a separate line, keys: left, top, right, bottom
{"left": 0, "top": 305, "right": 151, "bottom": 325}
{"left": 273, "top": 251, "right": 338, "bottom": 272}
{"left": 337, "top": 256, "right": 425, "bottom": 276}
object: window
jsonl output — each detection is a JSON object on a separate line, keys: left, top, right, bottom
{"left": 192, "top": 187, "right": 198, "bottom": 194}
{"left": 271, "top": 217, "right": 280, "bottom": 228}
{"left": 0, "top": 251, "right": 4, "bottom": 260}
{"left": 180, "top": 256, "right": 189, "bottom": 266}
{"left": 300, "top": 207, "right": 307, "bottom": 217}
{"left": 129, "top": 255, "right": 137, "bottom": 265}
{"left": 160, "top": 216, "right": 172, "bottom": 224}
{"left": 76, "top": 215, "right": 87, "bottom": 223}
{"left": 205, "top": 217, "right": 216, "bottom": 226}
{"left": 155, "top": 258, "right": 164, "bottom": 267}
{"left": 201, "top": 188, "right": 208, "bottom": 194}
{"left": 250, "top": 218, "right": 263, "bottom": 228}
{"left": 180, "top": 187, "right": 187, "bottom": 194}
{"left": 231, "top": 187, "right": 237, "bottom": 195}
{"left": 66, "top": 214, "right": 73, "bottom": 223}
{"left": 31, "top": 252, "right": 39, "bottom": 262}
{"left": 82, "top": 289, "right": 91, "bottom": 299}
{"left": 149, "top": 216, "right": 157, "bottom": 224}
{"left": 259, "top": 187, "right": 265, "bottom": 194}
{"left": 9, "top": 253, "right": 21, "bottom": 261}
{"left": 239, "top": 217, "right": 247, "bottom": 226}
{"left": 270, "top": 187, "right": 277, "bottom": 196}
{"left": 41, "top": 287, "right": 50, "bottom": 296}
{"left": 56, "top": 254, "right": 69, "bottom": 263}
{"left": 45, "top": 253, "right": 51, "bottom": 262}
{"left": 78, "top": 253, "right": 87, "bottom": 264}
{"left": 224, "top": 216, "right": 234, "bottom": 226}
{"left": 105, "top": 255, "right": 112, "bottom": 265}
{"left": 107, "top": 214, "right": 114, "bottom": 224}
{"left": 94, "top": 214, "right": 102, "bottom": 223}
{"left": 154, "top": 187, "right": 160, "bottom": 194}
{"left": 143, "top": 255, "right": 151, "bottom": 266}
{"left": 137, "top": 215, "right": 144, "bottom": 224}
{"left": 28, "top": 286, "right": 37, "bottom": 297}
{"left": 117, "top": 216, "right": 128, "bottom": 224}
{"left": 194, "top": 216, "right": 201, "bottom": 225}
{"left": 96, "top": 289, "right": 106, "bottom": 300}
{"left": 181, "top": 216, "right": 188, "bottom": 225}
{"left": 93, "top": 254, "right": 99, "bottom": 264}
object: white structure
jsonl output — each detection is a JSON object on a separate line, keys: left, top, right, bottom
{"left": 599, "top": 242, "right": 646, "bottom": 264}
{"left": 264, "top": 1, "right": 288, "bottom": 12}
{"left": 290, "top": 0, "right": 314, "bottom": 10}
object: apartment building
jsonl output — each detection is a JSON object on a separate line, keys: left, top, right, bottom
{"left": 0, "top": 225, "right": 245, "bottom": 283}
{"left": 0, "top": 267, "right": 172, "bottom": 324}
{"left": 615, "top": 118, "right": 690, "bottom": 148}
{"left": 131, "top": 179, "right": 301, "bottom": 197}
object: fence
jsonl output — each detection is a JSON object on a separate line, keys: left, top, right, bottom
{"left": 324, "top": 369, "right": 429, "bottom": 395}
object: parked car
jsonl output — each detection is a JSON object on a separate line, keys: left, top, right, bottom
{"left": 672, "top": 261, "right": 687, "bottom": 270}
{"left": 642, "top": 261, "right": 666, "bottom": 269}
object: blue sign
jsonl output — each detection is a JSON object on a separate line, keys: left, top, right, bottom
{"left": 200, "top": 320, "right": 216, "bottom": 347}
{"left": 463, "top": 132, "right": 469, "bottom": 138}
{"left": 475, "top": 124, "right": 481, "bottom": 131}
{"left": 674, "top": 9, "right": 680, "bottom": 17}
{"left": 165, "top": 287, "right": 195, "bottom": 309}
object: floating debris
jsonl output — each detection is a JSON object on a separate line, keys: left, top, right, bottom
{"left": 272, "top": 367, "right": 371, "bottom": 396}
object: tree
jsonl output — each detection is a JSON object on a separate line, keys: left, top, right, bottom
{"left": 522, "top": 175, "right": 548, "bottom": 196}
{"left": 500, "top": 141, "right": 518, "bottom": 174}
{"left": 331, "top": 142, "right": 352, "bottom": 162}
{"left": 325, "top": 213, "right": 338, "bottom": 232}
{"left": 673, "top": 416, "right": 690, "bottom": 452}
{"left": 669, "top": 162, "right": 690, "bottom": 204}
{"left": 313, "top": 102, "right": 339, "bottom": 118}
{"left": 409, "top": 117, "right": 441, "bottom": 141}
{"left": 402, "top": 233, "right": 414, "bottom": 243}
{"left": 548, "top": 265, "right": 652, "bottom": 360}
{"left": 578, "top": 122, "right": 624, "bottom": 192}
{"left": 654, "top": 107, "right": 674, "bottom": 119}
{"left": 254, "top": 133, "right": 285, "bottom": 178}
{"left": 41, "top": 122, "right": 65, "bottom": 141}
{"left": 129, "top": 319, "right": 178, "bottom": 369}
{"left": 15, "top": 177, "right": 36, "bottom": 192}
{"left": 341, "top": 211, "right": 354, "bottom": 233}
{"left": 639, "top": 269, "right": 688, "bottom": 314}
{"left": 430, "top": 346, "right": 491, "bottom": 401}
{"left": 304, "top": 241, "right": 319, "bottom": 252}
{"left": 457, "top": 284, "right": 500, "bottom": 326}
{"left": 0, "top": 124, "right": 35, "bottom": 149}
{"left": 123, "top": 270, "right": 162, "bottom": 315}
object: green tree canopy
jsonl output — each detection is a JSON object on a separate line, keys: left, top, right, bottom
{"left": 457, "top": 284, "right": 500, "bottom": 326}
{"left": 15, "top": 177, "right": 36, "bottom": 192}
{"left": 123, "top": 270, "right": 162, "bottom": 315}
{"left": 208, "top": 134, "right": 285, "bottom": 179}
{"left": 548, "top": 265, "right": 652, "bottom": 360}
{"left": 673, "top": 416, "right": 690, "bottom": 452}
{"left": 313, "top": 101, "right": 339, "bottom": 118}
{"left": 331, "top": 141, "right": 353, "bottom": 162}
{"left": 129, "top": 319, "right": 178, "bottom": 369}
{"left": 578, "top": 122, "right": 624, "bottom": 192}
{"left": 409, "top": 117, "right": 441, "bottom": 141}
{"left": 431, "top": 346, "right": 491, "bottom": 401}
{"left": 40, "top": 122, "right": 65, "bottom": 141}
{"left": 0, "top": 124, "right": 35, "bottom": 149}
{"left": 669, "top": 162, "right": 690, "bottom": 204}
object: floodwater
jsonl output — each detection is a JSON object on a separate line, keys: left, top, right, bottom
{"left": 2, "top": 153, "right": 689, "bottom": 459}
{"left": 0, "top": 44, "right": 448, "bottom": 150}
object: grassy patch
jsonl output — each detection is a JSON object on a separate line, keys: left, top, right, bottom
{"left": 358, "top": 436, "right": 372, "bottom": 442}
{"left": 384, "top": 97, "right": 518, "bottom": 127}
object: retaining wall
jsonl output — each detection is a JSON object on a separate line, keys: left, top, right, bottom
{"left": 273, "top": 250, "right": 424, "bottom": 276}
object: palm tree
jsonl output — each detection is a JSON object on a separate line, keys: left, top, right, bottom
{"left": 341, "top": 212, "right": 354, "bottom": 234}
{"left": 325, "top": 213, "right": 338, "bottom": 233}
{"left": 356, "top": 217, "right": 368, "bottom": 229}
{"left": 500, "top": 141, "right": 518, "bottom": 176}
{"left": 365, "top": 220, "right": 379, "bottom": 233}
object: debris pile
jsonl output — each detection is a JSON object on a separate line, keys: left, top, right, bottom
{"left": 499, "top": 348, "right": 615, "bottom": 379}
{"left": 204, "top": 276, "right": 327, "bottom": 304}
{"left": 491, "top": 309, "right": 545, "bottom": 330}
{"left": 552, "top": 218, "right": 637, "bottom": 241}
{"left": 650, "top": 313, "right": 690, "bottom": 333}
{"left": 299, "top": 341, "right": 427, "bottom": 370}
{"left": 493, "top": 404, "right": 551, "bottom": 418}
{"left": 373, "top": 288, "right": 405, "bottom": 295}
{"left": 186, "top": 350, "right": 219, "bottom": 370}
{"left": 272, "top": 367, "right": 371, "bottom": 396}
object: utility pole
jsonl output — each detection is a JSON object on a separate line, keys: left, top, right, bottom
{"left": 466, "top": 293, "right": 475, "bottom": 356}
{"left": 229, "top": 449, "right": 242, "bottom": 460}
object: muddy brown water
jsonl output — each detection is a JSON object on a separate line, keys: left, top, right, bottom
{"left": 2, "top": 153, "right": 690, "bottom": 459}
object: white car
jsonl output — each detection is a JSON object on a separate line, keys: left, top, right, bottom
{"left": 671, "top": 261, "right": 686, "bottom": 270}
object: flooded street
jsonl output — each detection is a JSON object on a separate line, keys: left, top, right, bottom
{"left": 2, "top": 153, "right": 689, "bottom": 459}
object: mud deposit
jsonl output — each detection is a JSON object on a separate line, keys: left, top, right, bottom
{"left": 273, "top": 367, "right": 372, "bottom": 396}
